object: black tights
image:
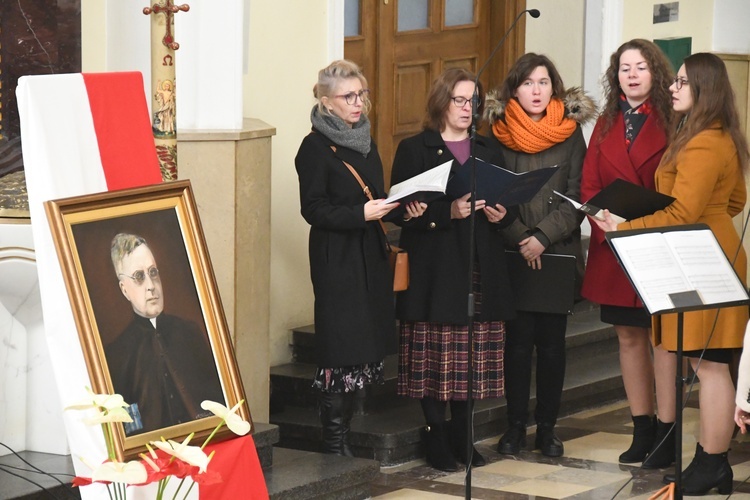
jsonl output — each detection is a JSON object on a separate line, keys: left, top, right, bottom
{"left": 420, "top": 397, "right": 470, "bottom": 425}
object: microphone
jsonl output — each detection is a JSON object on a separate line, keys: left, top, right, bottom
{"left": 475, "top": 8, "right": 541, "bottom": 83}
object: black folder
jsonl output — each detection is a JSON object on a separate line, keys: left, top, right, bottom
{"left": 447, "top": 157, "right": 559, "bottom": 206}
{"left": 584, "top": 178, "right": 675, "bottom": 221}
{"left": 505, "top": 251, "right": 577, "bottom": 314}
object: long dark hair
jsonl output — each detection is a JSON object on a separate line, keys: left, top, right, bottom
{"left": 424, "top": 68, "right": 483, "bottom": 132}
{"left": 663, "top": 52, "right": 749, "bottom": 171}
{"left": 598, "top": 39, "right": 674, "bottom": 140}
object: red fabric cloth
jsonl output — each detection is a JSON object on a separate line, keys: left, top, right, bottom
{"left": 82, "top": 72, "right": 162, "bottom": 190}
{"left": 201, "top": 435, "right": 269, "bottom": 499}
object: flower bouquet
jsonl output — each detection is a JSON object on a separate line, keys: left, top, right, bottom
{"left": 66, "top": 388, "right": 250, "bottom": 499}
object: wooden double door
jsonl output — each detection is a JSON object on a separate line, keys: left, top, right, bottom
{"left": 345, "top": 0, "right": 527, "bottom": 184}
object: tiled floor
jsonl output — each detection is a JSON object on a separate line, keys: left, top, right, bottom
{"left": 369, "top": 396, "right": 750, "bottom": 499}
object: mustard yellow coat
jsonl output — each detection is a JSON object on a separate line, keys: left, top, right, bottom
{"left": 619, "top": 123, "right": 748, "bottom": 351}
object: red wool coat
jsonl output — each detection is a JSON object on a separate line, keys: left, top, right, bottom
{"left": 580, "top": 111, "right": 667, "bottom": 307}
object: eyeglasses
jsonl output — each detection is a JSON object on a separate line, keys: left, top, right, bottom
{"left": 334, "top": 89, "right": 370, "bottom": 105}
{"left": 450, "top": 96, "right": 474, "bottom": 108}
{"left": 119, "top": 267, "right": 160, "bottom": 286}
{"left": 673, "top": 77, "right": 689, "bottom": 90}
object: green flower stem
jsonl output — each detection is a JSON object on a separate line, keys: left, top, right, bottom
{"left": 181, "top": 479, "right": 196, "bottom": 499}
{"left": 106, "top": 484, "right": 115, "bottom": 500}
{"left": 201, "top": 421, "right": 225, "bottom": 450}
{"left": 171, "top": 477, "right": 187, "bottom": 500}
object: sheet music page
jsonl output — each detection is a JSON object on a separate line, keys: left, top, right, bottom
{"left": 386, "top": 160, "right": 452, "bottom": 203}
{"left": 663, "top": 229, "right": 748, "bottom": 305}
{"left": 609, "top": 232, "right": 694, "bottom": 313}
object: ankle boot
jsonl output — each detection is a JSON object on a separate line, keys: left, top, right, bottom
{"left": 641, "top": 419, "right": 675, "bottom": 469}
{"left": 318, "top": 391, "right": 353, "bottom": 456}
{"left": 680, "top": 449, "right": 733, "bottom": 495}
{"left": 497, "top": 422, "right": 526, "bottom": 455}
{"left": 663, "top": 443, "right": 704, "bottom": 484}
{"left": 619, "top": 415, "right": 656, "bottom": 464}
{"left": 340, "top": 391, "right": 355, "bottom": 457}
{"left": 422, "top": 423, "right": 459, "bottom": 472}
{"left": 535, "top": 422, "right": 564, "bottom": 457}
{"left": 450, "top": 418, "right": 486, "bottom": 467}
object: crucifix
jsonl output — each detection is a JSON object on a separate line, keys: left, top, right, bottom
{"left": 143, "top": 1, "right": 190, "bottom": 181}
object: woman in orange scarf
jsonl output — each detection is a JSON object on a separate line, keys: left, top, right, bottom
{"left": 484, "top": 53, "right": 596, "bottom": 457}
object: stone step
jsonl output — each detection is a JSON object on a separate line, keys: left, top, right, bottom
{"left": 270, "top": 313, "right": 623, "bottom": 466}
{"left": 265, "top": 447, "right": 380, "bottom": 500}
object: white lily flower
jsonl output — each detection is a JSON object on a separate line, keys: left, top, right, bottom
{"left": 65, "top": 387, "right": 128, "bottom": 412}
{"left": 200, "top": 400, "right": 251, "bottom": 436}
{"left": 82, "top": 406, "right": 133, "bottom": 425}
{"left": 151, "top": 435, "right": 211, "bottom": 473}
{"left": 91, "top": 460, "right": 148, "bottom": 485}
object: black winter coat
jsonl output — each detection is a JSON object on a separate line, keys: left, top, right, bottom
{"left": 295, "top": 130, "right": 396, "bottom": 368}
{"left": 390, "top": 130, "right": 516, "bottom": 324}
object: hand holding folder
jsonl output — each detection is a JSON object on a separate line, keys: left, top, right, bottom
{"left": 385, "top": 160, "right": 453, "bottom": 205}
{"left": 555, "top": 178, "right": 675, "bottom": 224}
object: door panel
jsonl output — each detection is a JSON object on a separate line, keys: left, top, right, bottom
{"left": 345, "top": 0, "right": 526, "bottom": 185}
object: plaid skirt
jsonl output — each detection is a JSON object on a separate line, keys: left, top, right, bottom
{"left": 397, "top": 272, "right": 505, "bottom": 401}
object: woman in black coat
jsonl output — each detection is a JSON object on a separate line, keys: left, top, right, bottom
{"left": 295, "top": 60, "right": 425, "bottom": 456}
{"left": 391, "top": 68, "right": 516, "bottom": 471}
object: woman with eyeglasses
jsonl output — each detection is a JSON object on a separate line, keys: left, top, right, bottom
{"left": 580, "top": 39, "right": 677, "bottom": 468}
{"left": 295, "top": 59, "right": 425, "bottom": 456}
{"left": 484, "top": 53, "right": 596, "bottom": 458}
{"left": 390, "top": 67, "right": 515, "bottom": 471}
{"left": 595, "top": 53, "right": 749, "bottom": 495}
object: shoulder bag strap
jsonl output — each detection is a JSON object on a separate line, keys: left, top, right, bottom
{"left": 329, "top": 145, "right": 391, "bottom": 240}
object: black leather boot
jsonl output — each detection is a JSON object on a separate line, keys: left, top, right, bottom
{"left": 422, "top": 423, "right": 459, "bottom": 472}
{"left": 619, "top": 415, "right": 656, "bottom": 463}
{"left": 535, "top": 422, "right": 564, "bottom": 457}
{"left": 497, "top": 422, "right": 526, "bottom": 455}
{"left": 680, "top": 448, "right": 733, "bottom": 495}
{"left": 641, "top": 419, "right": 675, "bottom": 469}
{"left": 318, "top": 391, "right": 354, "bottom": 456}
{"left": 663, "top": 442, "right": 704, "bottom": 484}
{"left": 450, "top": 418, "right": 486, "bottom": 467}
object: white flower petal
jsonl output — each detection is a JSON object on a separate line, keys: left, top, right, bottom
{"left": 91, "top": 461, "right": 147, "bottom": 485}
{"left": 82, "top": 407, "right": 133, "bottom": 425}
{"left": 200, "top": 400, "right": 250, "bottom": 435}
{"left": 151, "top": 439, "right": 211, "bottom": 473}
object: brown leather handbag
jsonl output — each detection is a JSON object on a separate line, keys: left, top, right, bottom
{"left": 333, "top": 148, "right": 409, "bottom": 292}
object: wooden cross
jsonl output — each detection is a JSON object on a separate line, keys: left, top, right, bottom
{"left": 143, "top": 1, "right": 190, "bottom": 50}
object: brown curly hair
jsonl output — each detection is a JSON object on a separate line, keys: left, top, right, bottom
{"left": 598, "top": 39, "right": 674, "bottom": 140}
{"left": 423, "top": 68, "right": 483, "bottom": 132}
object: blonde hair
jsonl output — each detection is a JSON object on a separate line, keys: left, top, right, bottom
{"left": 313, "top": 59, "right": 371, "bottom": 115}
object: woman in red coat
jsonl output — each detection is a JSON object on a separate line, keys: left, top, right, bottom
{"left": 580, "top": 39, "right": 676, "bottom": 467}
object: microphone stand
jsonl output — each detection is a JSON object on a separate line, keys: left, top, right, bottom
{"left": 464, "top": 9, "right": 539, "bottom": 500}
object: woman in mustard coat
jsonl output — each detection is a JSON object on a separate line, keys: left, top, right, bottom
{"left": 595, "top": 53, "right": 749, "bottom": 496}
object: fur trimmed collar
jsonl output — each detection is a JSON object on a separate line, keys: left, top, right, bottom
{"left": 483, "top": 86, "right": 598, "bottom": 126}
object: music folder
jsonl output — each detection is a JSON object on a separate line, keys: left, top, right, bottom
{"left": 385, "top": 159, "right": 452, "bottom": 205}
{"left": 447, "top": 157, "right": 558, "bottom": 206}
{"left": 605, "top": 224, "right": 749, "bottom": 315}
{"left": 505, "top": 251, "right": 577, "bottom": 314}
{"left": 556, "top": 178, "right": 675, "bottom": 223}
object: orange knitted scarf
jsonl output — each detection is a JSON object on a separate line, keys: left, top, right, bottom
{"left": 492, "top": 98, "right": 576, "bottom": 154}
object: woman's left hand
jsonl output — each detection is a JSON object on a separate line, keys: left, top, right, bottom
{"left": 483, "top": 203, "right": 507, "bottom": 224}
{"left": 403, "top": 201, "right": 427, "bottom": 221}
{"left": 519, "top": 236, "right": 545, "bottom": 269}
{"left": 591, "top": 209, "right": 619, "bottom": 232}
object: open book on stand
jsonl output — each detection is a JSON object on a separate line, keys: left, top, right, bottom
{"left": 446, "top": 157, "right": 558, "bottom": 206}
{"left": 385, "top": 159, "right": 453, "bottom": 204}
{"left": 555, "top": 178, "right": 675, "bottom": 224}
{"left": 605, "top": 224, "right": 749, "bottom": 315}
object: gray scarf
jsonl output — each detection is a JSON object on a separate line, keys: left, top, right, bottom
{"left": 310, "top": 106, "right": 371, "bottom": 156}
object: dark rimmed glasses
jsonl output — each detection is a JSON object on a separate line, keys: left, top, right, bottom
{"left": 450, "top": 96, "right": 474, "bottom": 108}
{"left": 119, "top": 266, "right": 160, "bottom": 286}
{"left": 335, "top": 89, "right": 370, "bottom": 105}
{"left": 673, "top": 77, "right": 689, "bottom": 90}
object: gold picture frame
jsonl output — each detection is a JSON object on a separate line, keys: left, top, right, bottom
{"left": 45, "top": 180, "right": 251, "bottom": 460}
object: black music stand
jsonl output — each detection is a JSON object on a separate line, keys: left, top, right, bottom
{"left": 605, "top": 224, "right": 750, "bottom": 499}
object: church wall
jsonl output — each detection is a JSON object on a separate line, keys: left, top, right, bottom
{"left": 524, "top": 0, "right": 586, "bottom": 89}
{"left": 621, "top": 0, "right": 714, "bottom": 53}
{"left": 243, "top": 1, "right": 335, "bottom": 367}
